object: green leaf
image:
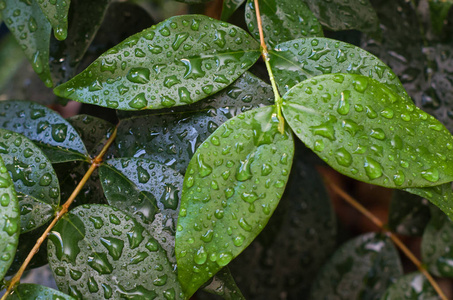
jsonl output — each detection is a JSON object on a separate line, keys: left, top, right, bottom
{"left": 245, "top": 0, "right": 323, "bottom": 48}
{"left": 0, "top": 0, "right": 53, "bottom": 87}
{"left": 429, "top": 0, "right": 453, "bottom": 33}
{"left": 47, "top": 204, "right": 183, "bottom": 299}
{"left": 175, "top": 105, "right": 294, "bottom": 297}
{"left": 309, "top": 233, "right": 403, "bottom": 300}
{"left": 201, "top": 267, "right": 245, "bottom": 299}
{"left": 8, "top": 283, "right": 75, "bottom": 300}
{"left": 381, "top": 272, "right": 440, "bottom": 300}
{"left": 388, "top": 190, "right": 431, "bottom": 236}
{"left": 37, "top": 0, "right": 70, "bottom": 41}
{"left": 54, "top": 15, "right": 260, "bottom": 110}
{"left": 116, "top": 72, "right": 274, "bottom": 172}
{"left": 406, "top": 184, "right": 453, "bottom": 220}
{"left": 269, "top": 37, "right": 407, "bottom": 96}
{"left": 221, "top": 0, "right": 245, "bottom": 21}
{"left": 0, "top": 34, "right": 26, "bottom": 92}
{"left": 0, "top": 100, "right": 89, "bottom": 163}
{"left": 0, "top": 129, "right": 60, "bottom": 233}
{"left": 302, "top": 0, "right": 380, "bottom": 35}
{"left": 0, "top": 155, "right": 19, "bottom": 281}
{"left": 282, "top": 73, "right": 453, "bottom": 188}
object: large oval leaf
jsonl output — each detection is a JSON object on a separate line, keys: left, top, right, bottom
{"left": 9, "top": 283, "right": 75, "bottom": 300}
{"left": 0, "top": 155, "right": 19, "bottom": 280}
{"left": 282, "top": 73, "right": 453, "bottom": 188}
{"left": 47, "top": 204, "right": 183, "bottom": 299}
{"left": 0, "top": 129, "right": 60, "bottom": 232}
{"left": 0, "top": 100, "right": 89, "bottom": 163}
{"left": 54, "top": 15, "right": 260, "bottom": 110}
{"left": 175, "top": 105, "right": 294, "bottom": 297}
{"left": 245, "top": 0, "right": 322, "bottom": 48}
{"left": 381, "top": 272, "right": 439, "bottom": 300}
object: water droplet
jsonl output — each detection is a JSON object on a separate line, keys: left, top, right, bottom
{"left": 100, "top": 237, "right": 124, "bottom": 261}
{"left": 337, "top": 90, "right": 350, "bottom": 115}
{"left": 334, "top": 147, "right": 352, "bottom": 167}
{"left": 201, "top": 229, "right": 214, "bottom": 242}
{"left": 241, "top": 192, "right": 258, "bottom": 203}
{"left": 370, "top": 128, "right": 385, "bottom": 140}
{"left": 311, "top": 122, "right": 336, "bottom": 141}
{"left": 137, "top": 166, "right": 150, "bottom": 183}
{"left": 421, "top": 168, "right": 439, "bottom": 183}
{"left": 236, "top": 156, "right": 253, "bottom": 181}
{"left": 364, "top": 157, "right": 383, "bottom": 180}
{"left": 126, "top": 68, "right": 150, "bottom": 84}
{"left": 314, "top": 139, "right": 324, "bottom": 151}
{"left": 0, "top": 193, "right": 10, "bottom": 206}
{"left": 129, "top": 93, "right": 147, "bottom": 109}
{"left": 217, "top": 252, "right": 233, "bottom": 267}
{"left": 197, "top": 153, "right": 212, "bottom": 177}
{"left": 39, "top": 173, "right": 52, "bottom": 186}
{"left": 380, "top": 108, "right": 394, "bottom": 119}
{"left": 233, "top": 234, "right": 245, "bottom": 247}
{"left": 393, "top": 170, "right": 405, "bottom": 186}
{"left": 239, "top": 218, "right": 252, "bottom": 231}
{"left": 3, "top": 217, "right": 17, "bottom": 236}
{"left": 88, "top": 252, "right": 113, "bottom": 274}
{"left": 51, "top": 123, "right": 67, "bottom": 142}
{"left": 353, "top": 77, "right": 368, "bottom": 93}
{"left": 194, "top": 246, "right": 207, "bottom": 265}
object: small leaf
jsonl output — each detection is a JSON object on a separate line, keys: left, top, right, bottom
{"left": 202, "top": 267, "right": 245, "bottom": 299}
{"left": 37, "top": 0, "right": 70, "bottom": 41}
{"left": 9, "top": 283, "right": 75, "bottom": 300}
{"left": 270, "top": 37, "right": 407, "bottom": 96}
{"left": 0, "top": 0, "right": 53, "bottom": 87}
{"left": 309, "top": 233, "right": 403, "bottom": 300}
{"left": 381, "top": 272, "right": 440, "bottom": 300}
{"left": 429, "top": 0, "right": 453, "bottom": 33}
{"left": 245, "top": 0, "right": 323, "bottom": 48}
{"left": 282, "top": 73, "right": 453, "bottom": 188}
{"left": 406, "top": 184, "right": 453, "bottom": 220}
{"left": 54, "top": 15, "right": 260, "bottom": 110}
{"left": 175, "top": 106, "right": 294, "bottom": 297}
{"left": 221, "top": 0, "right": 245, "bottom": 21}
{"left": 0, "top": 155, "right": 19, "bottom": 280}
{"left": 0, "top": 100, "right": 89, "bottom": 163}
{"left": 47, "top": 204, "right": 183, "bottom": 299}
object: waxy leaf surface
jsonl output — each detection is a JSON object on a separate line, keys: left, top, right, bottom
{"left": 175, "top": 106, "right": 294, "bottom": 297}
{"left": 47, "top": 204, "right": 183, "bottom": 299}
{"left": 9, "top": 284, "right": 75, "bottom": 300}
{"left": 0, "top": 0, "right": 53, "bottom": 87}
{"left": 221, "top": 0, "right": 245, "bottom": 21}
{"left": 54, "top": 15, "right": 260, "bottom": 110}
{"left": 37, "top": 0, "right": 70, "bottom": 41}
{"left": 0, "top": 100, "right": 88, "bottom": 163}
{"left": 0, "top": 155, "right": 19, "bottom": 280}
{"left": 283, "top": 73, "right": 453, "bottom": 188}
{"left": 245, "top": 0, "right": 322, "bottom": 48}
{"left": 0, "top": 129, "right": 59, "bottom": 232}
{"left": 381, "top": 272, "right": 439, "bottom": 300}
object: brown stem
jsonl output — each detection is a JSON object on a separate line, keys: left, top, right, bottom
{"left": 1, "top": 126, "right": 118, "bottom": 300}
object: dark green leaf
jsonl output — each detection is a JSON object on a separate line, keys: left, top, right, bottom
{"left": 221, "top": 0, "right": 245, "bottom": 21}
{"left": 0, "top": 34, "right": 26, "bottom": 92}
{"left": 388, "top": 189, "right": 431, "bottom": 236}
{"left": 381, "top": 272, "right": 440, "bottom": 300}
{"left": 202, "top": 267, "right": 245, "bottom": 300}
{"left": 0, "top": 0, "right": 53, "bottom": 87}
{"left": 309, "top": 233, "right": 403, "bottom": 300}
{"left": 429, "top": 0, "right": 453, "bottom": 33}
{"left": 174, "top": 0, "right": 212, "bottom": 4}
{"left": 37, "top": 0, "right": 70, "bottom": 41}
{"left": 282, "top": 73, "right": 453, "bottom": 188}
{"left": 47, "top": 204, "right": 183, "bottom": 299}
{"left": 175, "top": 106, "right": 294, "bottom": 297}
{"left": 116, "top": 72, "right": 274, "bottom": 172}
{"left": 269, "top": 37, "right": 407, "bottom": 96}
{"left": 0, "top": 100, "right": 89, "bottom": 163}
{"left": 406, "top": 184, "right": 453, "bottom": 220}
{"left": 54, "top": 15, "right": 260, "bottom": 110}
{"left": 245, "top": 0, "right": 323, "bottom": 48}
{"left": 0, "top": 129, "right": 59, "bottom": 233}
{"left": 0, "top": 155, "right": 19, "bottom": 280}
{"left": 9, "top": 283, "right": 75, "bottom": 300}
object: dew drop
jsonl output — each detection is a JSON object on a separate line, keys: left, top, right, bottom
{"left": 364, "top": 157, "right": 383, "bottom": 180}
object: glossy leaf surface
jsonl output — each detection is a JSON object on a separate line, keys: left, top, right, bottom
{"left": 282, "top": 73, "right": 453, "bottom": 188}
{"left": 176, "top": 106, "right": 294, "bottom": 297}
{"left": 201, "top": 267, "right": 245, "bottom": 299}
{"left": 9, "top": 283, "right": 75, "bottom": 300}
{"left": 0, "top": 129, "right": 59, "bottom": 233}
{"left": 116, "top": 72, "right": 274, "bottom": 172}
{"left": 0, "top": 100, "right": 88, "bottom": 163}
{"left": 270, "top": 37, "right": 407, "bottom": 95}
{"left": 221, "top": 0, "right": 245, "bottom": 21}
{"left": 381, "top": 272, "right": 439, "bottom": 300}
{"left": 0, "top": 0, "right": 53, "bottom": 87}
{"left": 309, "top": 233, "right": 403, "bottom": 300}
{"left": 37, "top": 0, "right": 70, "bottom": 41}
{"left": 406, "top": 184, "right": 453, "bottom": 220}
{"left": 47, "top": 204, "right": 183, "bottom": 299}
{"left": 246, "top": 0, "right": 322, "bottom": 49}
{"left": 54, "top": 15, "right": 260, "bottom": 110}
{"left": 0, "top": 155, "right": 19, "bottom": 280}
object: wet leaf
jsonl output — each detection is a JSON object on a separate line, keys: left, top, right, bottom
{"left": 309, "top": 233, "right": 403, "bottom": 300}
{"left": 0, "top": 100, "right": 89, "bottom": 163}
{"left": 47, "top": 204, "right": 183, "bottom": 299}
{"left": 37, "top": 0, "right": 70, "bottom": 41}
{"left": 282, "top": 73, "right": 453, "bottom": 188}
{"left": 245, "top": 0, "right": 323, "bottom": 48}
{"left": 201, "top": 267, "right": 245, "bottom": 299}
{"left": 269, "top": 37, "right": 407, "bottom": 96}
{"left": 0, "top": 34, "right": 26, "bottom": 92}
{"left": 175, "top": 106, "right": 294, "bottom": 297}
{"left": 0, "top": 0, "right": 53, "bottom": 87}
{"left": 381, "top": 272, "right": 440, "bottom": 300}
{"left": 0, "top": 155, "right": 19, "bottom": 281}
{"left": 221, "top": 0, "right": 245, "bottom": 21}
{"left": 54, "top": 15, "right": 260, "bottom": 111}
{"left": 0, "top": 129, "right": 60, "bottom": 233}
{"left": 9, "top": 283, "right": 75, "bottom": 300}
{"left": 406, "top": 184, "right": 453, "bottom": 221}
{"left": 116, "top": 72, "right": 274, "bottom": 173}
{"left": 388, "top": 189, "right": 431, "bottom": 236}
{"left": 429, "top": 0, "right": 453, "bottom": 33}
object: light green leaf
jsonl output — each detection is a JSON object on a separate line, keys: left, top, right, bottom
{"left": 54, "top": 15, "right": 260, "bottom": 110}
{"left": 175, "top": 106, "right": 294, "bottom": 297}
{"left": 37, "top": 0, "right": 70, "bottom": 41}
{"left": 282, "top": 73, "right": 453, "bottom": 188}
{"left": 0, "top": 100, "right": 89, "bottom": 163}
{"left": 9, "top": 283, "right": 76, "bottom": 300}
{"left": 0, "top": 155, "right": 19, "bottom": 281}
{"left": 381, "top": 272, "right": 440, "bottom": 300}
{"left": 47, "top": 204, "right": 184, "bottom": 299}
{"left": 245, "top": 0, "right": 323, "bottom": 48}
{"left": 221, "top": 0, "right": 245, "bottom": 21}
{"left": 0, "top": 0, "right": 53, "bottom": 87}
{"left": 406, "top": 184, "right": 453, "bottom": 220}
{"left": 0, "top": 129, "right": 60, "bottom": 233}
